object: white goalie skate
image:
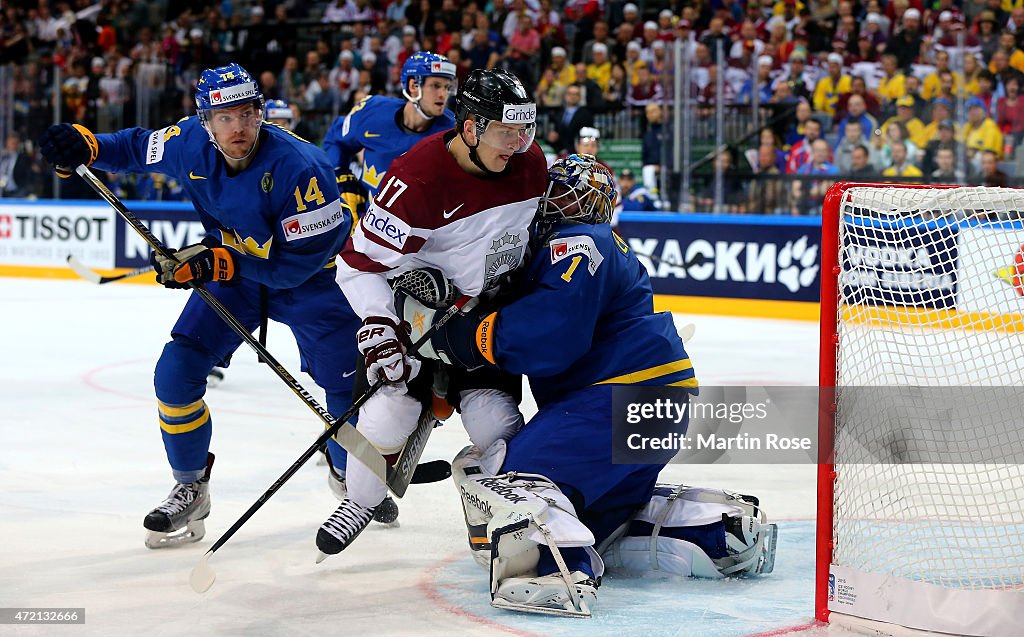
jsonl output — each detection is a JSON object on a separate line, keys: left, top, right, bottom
{"left": 315, "top": 498, "right": 375, "bottom": 563}
{"left": 493, "top": 570, "right": 598, "bottom": 618}
{"left": 326, "top": 463, "right": 399, "bottom": 526}
{"left": 144, "top": 453, "right": 213, "bottom": 549}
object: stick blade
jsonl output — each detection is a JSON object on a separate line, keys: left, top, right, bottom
{"left": 189, "top": 552, "right": 217, "bottom": 593}
{"left": 66, "top": 254, "right": 102, "bottom": 284}
{"left": 678, "top": 323, "right": 696, "bottom": 343}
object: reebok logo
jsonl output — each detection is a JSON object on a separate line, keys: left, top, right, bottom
{"left": 361, "top": 209, "right": 410, "bottom": 249}
{"left": 461, "top": 486, "right": 493, "bottom": 517}
{"left": 477, "top": 477, "right": 528, "bottom": 505}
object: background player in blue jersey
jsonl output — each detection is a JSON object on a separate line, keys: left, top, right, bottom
{"left": 321, "top": 51, "right": 456, "bottom": 196}
{"left": 39, "top": 63, "right": 365, "bottom": 548}
{"left": 407, "top": 156, "right": 776, "bottom": 616}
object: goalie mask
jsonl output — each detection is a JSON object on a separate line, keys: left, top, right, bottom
{"left": 538, "top": 154, "right": 616, "bottom": 227}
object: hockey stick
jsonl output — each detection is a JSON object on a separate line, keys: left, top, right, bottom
{"left": 389, "top": 406, "right": 446, "bottom": 499}
{"left": 189, "top": 294, "right": 475, "bottom": 593}
{"left": 73, "top": 165, "right": 394, "bottom": 483}
{"left": 66, "top": 254, "right": 153, "bottom": 284}
{"left": 635, "top": 250, "right": 705, "bottom": 270}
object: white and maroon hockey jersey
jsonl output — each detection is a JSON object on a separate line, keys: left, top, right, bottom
{"left": 336, "top": 131, "right": 549, "bottom": 320}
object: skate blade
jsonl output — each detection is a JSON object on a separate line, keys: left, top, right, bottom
{"left": 491, "top": 596, "right": 592, "bottom": 618}
{"left": 315, "top": 550, "right": 332, "bottom": 564}
{"left": 145, "top": 519, "right": 206, "bottom": 549}
{"left": 373, "top": 520, "right": 400, "bottom": 529}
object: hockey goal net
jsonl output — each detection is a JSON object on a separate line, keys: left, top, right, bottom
{"left": 817, "top": 183, "right": 1024, "bottom": 637}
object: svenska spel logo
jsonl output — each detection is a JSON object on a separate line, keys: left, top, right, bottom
{"left": 284, "top": 220, "right": 301, "bottom": 235}
{"left": 0, "top": 214, "right": 11, "bottom": 239}
{"left": 828, "top": 573, "right": 835, "bottom": 601}
{"left": 551, "top": 241, "right": 568, "bottom": 259}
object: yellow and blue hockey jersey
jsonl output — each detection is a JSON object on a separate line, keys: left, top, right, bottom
{"left": 92, "top": 117, "right": 350, "bottom": 289}
{"left": 322, "top": 95, "right": 455, "bottom": 196}
{"left": 489, "top": 222, "right": 697, "bottom": 407}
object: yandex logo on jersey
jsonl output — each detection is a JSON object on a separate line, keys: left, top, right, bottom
{"left": 361, "top": 208, "right": 410, "bottom": 249}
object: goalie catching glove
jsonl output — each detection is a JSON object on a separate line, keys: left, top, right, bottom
{"left": 150, "top": 237, "right": 238, "bottom": 289}
{"left": 39, "top": 123, "right": 100, "bottom": 178}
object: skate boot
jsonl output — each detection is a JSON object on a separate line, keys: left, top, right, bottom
{"left": 206, "top": 367, "right": 225, "bottom": 388}
{"left": 327, "top": 463, "right": 399, "bottom": 526}
{"left": 493, "top": 570, "right": 598, "bottom": 617}
{"left": 144, "top": 453, "right": 214, "bottom": 549}
{"left": 315, "top": 499, "right": 375, "bottom": 562}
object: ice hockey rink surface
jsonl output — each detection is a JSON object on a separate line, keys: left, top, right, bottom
{"left": 1, "top": 277, "right": 832, "bottom": 637}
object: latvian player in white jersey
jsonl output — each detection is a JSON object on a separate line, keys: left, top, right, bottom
{"left": 321, "top": 69, "right": 548, "bottom": 558}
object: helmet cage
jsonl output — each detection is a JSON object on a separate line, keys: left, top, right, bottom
{"left": 539, "top": 154, "right": 616, "bottom": 225}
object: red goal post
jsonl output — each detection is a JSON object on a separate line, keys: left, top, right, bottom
{"left": 816, "top": 182, "right": 1024, "bottom": 636}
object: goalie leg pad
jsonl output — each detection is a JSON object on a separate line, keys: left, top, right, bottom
{"left": 453, "top": 445, "right": 603, "bottom": 617}
{"left": 601, "top": 484, "right": 778, "bottom": 579}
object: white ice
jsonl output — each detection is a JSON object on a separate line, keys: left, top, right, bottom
{"left": 0, "top": 278, "right": 827, "bottom": 636}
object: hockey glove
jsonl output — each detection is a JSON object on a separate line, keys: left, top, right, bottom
{"left": 151, "top": 237, "right": 238, "bottom": 289}
{"left": 39, "top": 123, "right": 99, "bottom": 178}
{"left": 357, "top": 317, "right": 421, "bottom": 385}
{"left": 336, "top": 172, "right": 368, "bottom": 222}
{"left": 430, "top": 311, "right": 497, "bottom": 371}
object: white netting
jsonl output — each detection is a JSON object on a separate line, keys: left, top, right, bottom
{"left": 830, "top": 186, "right": 1024, "bottom": 591}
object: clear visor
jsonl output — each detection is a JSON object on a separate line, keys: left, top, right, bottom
{"left": 475, "top": 119, "right": 536, "bottom": 154}
{"left": 204, "top": 103, "right": 263, "bottom": 135}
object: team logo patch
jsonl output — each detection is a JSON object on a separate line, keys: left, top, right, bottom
{"left": 360, "top": 207, "right": 411, "bottom": 249}
{"left": 280, "top": 201, "right": 345, "bottom": 242}
{"left": 261, "top": 172, "right": 274, "bottom": 193}
{"left": 550, "top": 235, "right": 604, "bottom": 275}
{"left": 484, "top": 232, "right": 526, "bottom": 288}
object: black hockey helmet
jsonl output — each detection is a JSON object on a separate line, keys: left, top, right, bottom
{"left": 455, "top": 69, "right": 536, "bottom": 155}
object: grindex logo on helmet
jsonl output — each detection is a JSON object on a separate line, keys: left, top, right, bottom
{"left": 501, "top": 103, "right": 536, "bottom": 124}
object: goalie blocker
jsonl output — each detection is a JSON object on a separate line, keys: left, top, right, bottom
{"left": 453, "top": 444, "right": 777, "bottom": 618}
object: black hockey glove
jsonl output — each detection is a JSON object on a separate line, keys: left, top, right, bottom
{"left": 336, "top": 172, "right": 368, "bottom": 220}
{"left": 150, "top": 237, "right": 239, "bottom": 289}
{"left": 39, "top": 123, "right": 99, "bottom": 178}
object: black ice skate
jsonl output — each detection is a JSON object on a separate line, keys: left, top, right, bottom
{"left": 143, "top": 453, "right": 214, "bottom": 549}
{"left": 327, "top": 463, "right": 399, "bottom": 526}
{"left": 315, "top": 499, "right": 375, "bottom": 562}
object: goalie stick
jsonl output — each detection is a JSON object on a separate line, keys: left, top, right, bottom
{"left": 66, "top": 255, "right": 153, "bottom": 284}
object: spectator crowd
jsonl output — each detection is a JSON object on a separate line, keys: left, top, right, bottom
{"left": 2, "top": 0, "right": 1024, "bottom": 210}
